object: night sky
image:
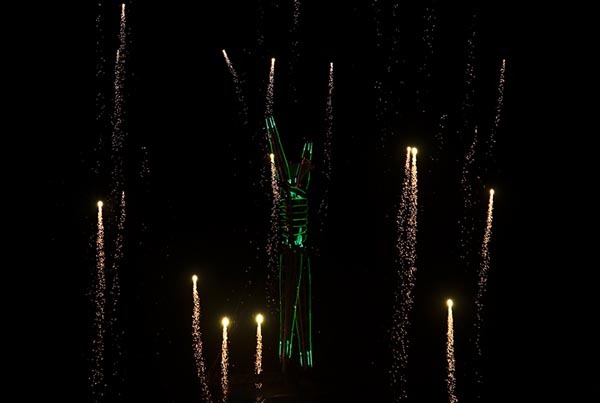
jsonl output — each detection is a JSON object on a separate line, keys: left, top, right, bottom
{"left": 30, "top": 0, "right": 577, "bottom": 402}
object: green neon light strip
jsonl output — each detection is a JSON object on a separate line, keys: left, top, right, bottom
{"left": 308, "top": 256, "right": 313, "bottom": 367}
{"left": 279, "top": 253, "right": 283, "bottom": 358}
{"left": 305, "top": 142, "right": 313, "bottom": 189}
{"left": 296, "top": 318, "right": 303, "bottom": 367}
{"left": 266, "top": 116, "right": 291, "bottom": 180}
{"left": 289, "top": 254, "right": 304, "bottom": 360}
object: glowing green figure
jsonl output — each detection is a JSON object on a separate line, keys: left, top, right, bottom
{"left": 266, "top": 116, "right": 314, "bottom": 370}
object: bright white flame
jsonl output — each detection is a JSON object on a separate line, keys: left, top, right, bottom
{"left": 269, "top": 153, "right": 275, "bottom": 163}
{"left": 256, "top": 314, "right": 264, "bottom": 324}
{"left": 447, "top": 299, "right": 453, "bottom": 308}
{"left": 412, "top": 147, "right": 418, "bottom": 156}
{"left": 222, "top": 317, "right": 230, "bottom": 328}
{"left": 97, "top": 201, "right": 103, "bottom": 208}
{"left": 192, "top": 275, "right": 198, "bottom": 282}
{"left": 490, "top": 188, "right": 495, "bottom": 196}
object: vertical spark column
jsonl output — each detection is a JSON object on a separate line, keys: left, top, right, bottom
{"left": 221, "top": 317, "right": 230, "bottom": 403}
{"left": 91, "top": 201, "right": 106, "bottom": 400}
{"left": 446, "top": 299, "right": 458, "bottom": 403}
{"left": 192, "top": 275, "right": 212, "bottom": 403}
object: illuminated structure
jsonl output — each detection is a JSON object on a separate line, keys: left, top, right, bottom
{"left": 266, "top": 116, "right": 314, "bottom": 370}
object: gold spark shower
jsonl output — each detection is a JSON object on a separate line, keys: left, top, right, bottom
{"left": 391, "top": 146, "right": 419, "bottom": 402}
{"left": 265, "top": 58, "right": 275, "bottom": 117}
{"left": 255, "top": 314, "right": 264, "bottom": 392}
{"left": 95, "top": 0, "right": 107, "bottom": 175}
{"left": 292, "top": 0, "right": 301, "bottom": 28}
{"left": 288, "top": 0, "right": 301, "bottom": 102}
{"left": 108, "top": 191, "right": 126, "bottom": 381}
{"left": 416, "top": 4, "right": 438, "bottom": 113}
{"left": 317, "top": 62, "right": 335, "bottom": 226}
{"left": 446, "top": 299, "right": 458, "bottom": 403}
{"left": 325, "top": 62, "right": 334, "bottom": 182}
{"left": 372, "top": 0, "right": 384, "bottom": 48}
{"left": 221, "top": 317, "right": 230, "bottom": 403}
{"left": 91, "top": 201, "right": 106, "bottom": 401}
{"left": 461, "top": 12, "right": 478, "bottom": 122}
{"left": 488, "top": 60, "right": 506, "bottom": 159}
{"left": 266, "top": 153, "right": 280, "bottom": 310}
{"left": 459, "top": 127, "right": 478, "bottom": 266}
{"left": 192, "top": 275, "right": 212, "bottom": 403}
{"left": 474, "top": 189, "right": 495, "bottom": 374}
{"left": 108, "top": 16, "right": 128, "bottom": 378}
{"left": 409, "top": 147, "right": 418, "bottom": 267}
{"left": 222, "top": 49, "right": 248, "bottom": 124}
{"left": 109, "top": 5, "right": 127, "bottom": 381}
{"left": 111, "top": 3, "right": 127, "bottom": 198}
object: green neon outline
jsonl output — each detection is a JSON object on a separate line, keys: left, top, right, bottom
{"left": 308, "top": 256, "right": 313, "bottom": 367}
{"left": 278, "top": 253, "right": 283, "bottom": 358}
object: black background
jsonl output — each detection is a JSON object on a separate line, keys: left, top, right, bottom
{"left": 25, "top": 0, "right": 579, "bottom": 402}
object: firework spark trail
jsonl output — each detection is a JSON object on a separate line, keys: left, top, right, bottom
{"left": 140, "top": 146, "right": 150, "bottom": 181}
{"left": 256, "top": 0, "right": 265, "bottom": 47}
{"left": 317, "top": 62, "right": 335, "bottom": 228}
{"left": 459, "top": 128, "right": 478, "bottom": 265}
{"left": 429, "top": 113, "right": 448, "bottom": 168}
{"left": 254, "top": 315, "right": 264, "bottom": 401}
{"left": 377, "top": 0, "right": 406, "bottom": 146}
{"left": 107, "top": 7, "right": 127, "bottom": 391}
{"left": 95, "top": 1, "right": 107, "bottom": 175}
{"left": 111, "top": 4, "right": 127, "bottom": 202}
{"left": 447, "top": 300, "right": 458, "bottom": 403}
{"left": 420, "top": 5, "right": 437, "bottom": 77}
{"left": 91, "top": 201, "right": 106, "bottom": 401}
{"left": 222, "top": 49, "right": 248, "bottom": 125}
{"left": 255, "top": 323, "right": 263, "bottom": 376}
{"left": 390, "top": 0, "right": 403, "bottom": 71}
{"left": 221, "top": 318, "right": 230, "bottom": 403}
{"left": 391, "top": 147, "right": 418, "bottom": 402}
{"left": 265, "top": 58, "right": 275, "bottom": 118}
{"left": 488, "top": 59, "right": 506, "bottom": 161}
{"left": 374, "top": 79, "right": 385, "bottom": 127}
{"left": 474, "top": 189, "right": 495, "bottom": 387}
{"left": 266, "top": 154, "right": 281, "bottom": 310}
{"left": 408, "top": 148, "right": 418, "bottom": 270}
{"left": 292, "top": 0, "right": 301, "bottom": 28}
{"left": 324, "top": 62, "right": 334, "bottom": 182}
{"left": 287, "top": 0, "right": 302, "bottom": 103}
{"left": 255, "top": 314, "right": 264, "bottom": 393}
{"left": 398, "top": 147, "right": 412, "bottom": 252}
{"left": 108, "top": 191, "right": 125, "bottom": 383}
{"left": 416, "top": 4, "right": 438, "bottom": 113}
{"left": 388, "top": 0, "right": 406, "bottom": 121}
{"left": 260, "top": 58, "right": 277, "bottom": 195}
{"left": 372, "top": 0, "right": 384, "bottom": 48}
{"left": 192, "top": 276, "right": 212, "bottom": 403}
{"left": 461, "top": 13, "right": 477, "bottom": 123}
